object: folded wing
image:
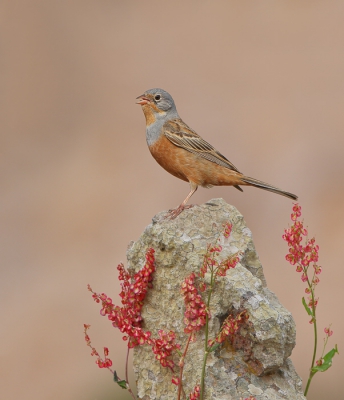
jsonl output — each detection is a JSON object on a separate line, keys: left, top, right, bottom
{"left": 163, "top": 119, "right": 241, "bottom": 173}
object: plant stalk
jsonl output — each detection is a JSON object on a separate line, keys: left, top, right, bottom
{"left": 125, "top": 342, "right": 137, "bottom": 400}
{"left": 200, "top": 269, "right": 216, "bottom": 400}
{"left": 304, "top": 273, "right": 317, "bottom": 397}
{"left": 177, "top": 334, "right": 193, "bottom": 400}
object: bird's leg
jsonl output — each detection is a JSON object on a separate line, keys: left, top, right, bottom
{"left": 166, "top": 183, "right": 198, "bottom": 219}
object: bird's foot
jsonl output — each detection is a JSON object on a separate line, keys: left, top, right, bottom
{"left": 165, "top": 204, "right": 195, "bottom": 220}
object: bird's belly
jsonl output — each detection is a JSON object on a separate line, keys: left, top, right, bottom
{"left": 148, "top": 135, "right": 242, "bottom": 187}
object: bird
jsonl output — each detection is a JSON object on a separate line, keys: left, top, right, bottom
{"left": 136, "top": 88, "right": 298, "bottom": 219}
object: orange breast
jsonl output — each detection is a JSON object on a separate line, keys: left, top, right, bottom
{"left": 149, "top": 135, "right": 189, "bottom": 182}
{"left": 149, "top": 135, "right": 244, "bottom": 187}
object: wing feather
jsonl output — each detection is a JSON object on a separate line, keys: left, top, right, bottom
{"left": 163, "top": 119, "right": 241, "bottom": 173}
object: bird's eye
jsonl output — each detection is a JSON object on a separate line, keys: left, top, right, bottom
{"left": 154, "top": 94, "right": 161, "bottom": 101}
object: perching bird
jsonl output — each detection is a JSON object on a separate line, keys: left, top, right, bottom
{"left": 137, "top": 88, "right": 298, "bottom": 219}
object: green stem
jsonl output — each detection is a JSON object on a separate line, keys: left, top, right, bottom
{"left": 304, "top": 274, "right": 317, "bottom": 397}
{"left": 199, "top": 326, "right": 209, "bottom": 400}
{"left": 200, "top": 269, "right": 215, "bottom": 400}
{"left": 321, "top": 333, "right": 329, "bottom": 359}
{"left": 304, "top": 370, "right": 315, "bottom": 397}
{"left": 200, "top": 315, "right": 210, "bottom": 399}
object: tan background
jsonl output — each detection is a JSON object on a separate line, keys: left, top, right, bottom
{"left": 1, "top": 1, "right": 343, "bottom": 399}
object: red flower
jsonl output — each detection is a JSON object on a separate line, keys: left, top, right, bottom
{"left": 217, "top": 255, "right": 240, "bottom": 276}
{"left": 223, "top": 222, "right": 232, "bottom": 238}
{"left": 215, "top": 310, "right": 248, "bottom": 344}
{"left": 87, "top": 248, "right": 156, "bottom": 348}
{"left": 189, "top": 384, "right": 200, "bottom": 399}
{"left": 151, "top": 330, "right": 181, "bottom": 370}
{"left": 283, "top": 204, "right": 321, "bottom": 289}
{"left": 171, "top": 376, "right": 180, "bottom": 386}
{"left": 83, "top": 325, "right": 113, "bottom": 370}
{"left": 324, "top": 326, "right": 333, "bottom": 337}
{"left": 181, "top": 273, "right": 207, "bottom": 334}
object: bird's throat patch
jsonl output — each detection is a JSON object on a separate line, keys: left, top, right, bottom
{"left": 142, "top": 105, "right": 156, "bottom": 126}
{"left": 142, "top": 103, "right": 166, "bottom": 126}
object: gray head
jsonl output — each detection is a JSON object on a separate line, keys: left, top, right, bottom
{"left": 136, "top": 88, "right": 179, "bottom": 120}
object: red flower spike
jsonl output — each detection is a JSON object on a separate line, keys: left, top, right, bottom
{"left": 87, "top": 248, "right": 156, "bottom": 350}
{"left": 84, "top": 249, "right": 155, "bottom": 371}
{"left": 283, "top": 203, "right": 321, "bottom": 294}
{"left": 181, "top": 273, "right": 207, "bottom": 334}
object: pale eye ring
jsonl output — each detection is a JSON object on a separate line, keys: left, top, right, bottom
{"left": 154, "top": 94, "right": 161, "bottom": 101}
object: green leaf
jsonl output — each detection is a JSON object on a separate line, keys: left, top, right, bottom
{"left": 113, "top": 371, "right": 128, "bottom": 389}
{"left": 116, "top": 380, "right": 128, "bottom": 389}
{"left": 302, "top": 297, "right": 313, "bottom": 316}
{"left": 311, "top": 344, "right": 339, "bottom": 373}
{"left": 208, "top": 342, "right": 221, "bottom": 352}
{"left": 113, "top": 370, "right": 120, "bottom": 382}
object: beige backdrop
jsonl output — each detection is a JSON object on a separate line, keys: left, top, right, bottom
{"left": 1, "top": 1, "right": 343, "bottom": 399}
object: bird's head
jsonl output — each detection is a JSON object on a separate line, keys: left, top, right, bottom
{"left": 136, "top": 88, "right": 178, "bottom": 125}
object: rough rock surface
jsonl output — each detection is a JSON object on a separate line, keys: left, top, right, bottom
{"left": 127, "top": 199, "right": 306, "bottom": 400}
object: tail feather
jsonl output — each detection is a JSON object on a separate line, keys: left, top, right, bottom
{"left": 240, "top": 176, "right": 298, "bottom": 201}
{"left": 234, "top": 184, "right": 243, "bottom": 192}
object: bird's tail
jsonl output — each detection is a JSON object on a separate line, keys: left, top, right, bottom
{"left": 240, "top": 176, "right": 298, "bottom": 200}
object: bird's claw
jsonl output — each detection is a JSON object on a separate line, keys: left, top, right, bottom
{"left": 165, "top": 204, "right": 195, "bottom": 220}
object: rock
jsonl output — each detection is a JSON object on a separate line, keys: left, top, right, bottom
{"left": 127, "top": 199, "right": 306, "bottom": 400}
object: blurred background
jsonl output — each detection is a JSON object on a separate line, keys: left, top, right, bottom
{"left": 1, "top": 1, "right": 343, "bottom": 399}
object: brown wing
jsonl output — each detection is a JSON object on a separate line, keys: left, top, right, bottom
{"left": 163, "top": 119, "right": 241, "bottom": 173}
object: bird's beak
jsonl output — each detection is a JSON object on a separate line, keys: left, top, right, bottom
{"left": 136, "top": 94, "right": 150, "bottom": 105}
